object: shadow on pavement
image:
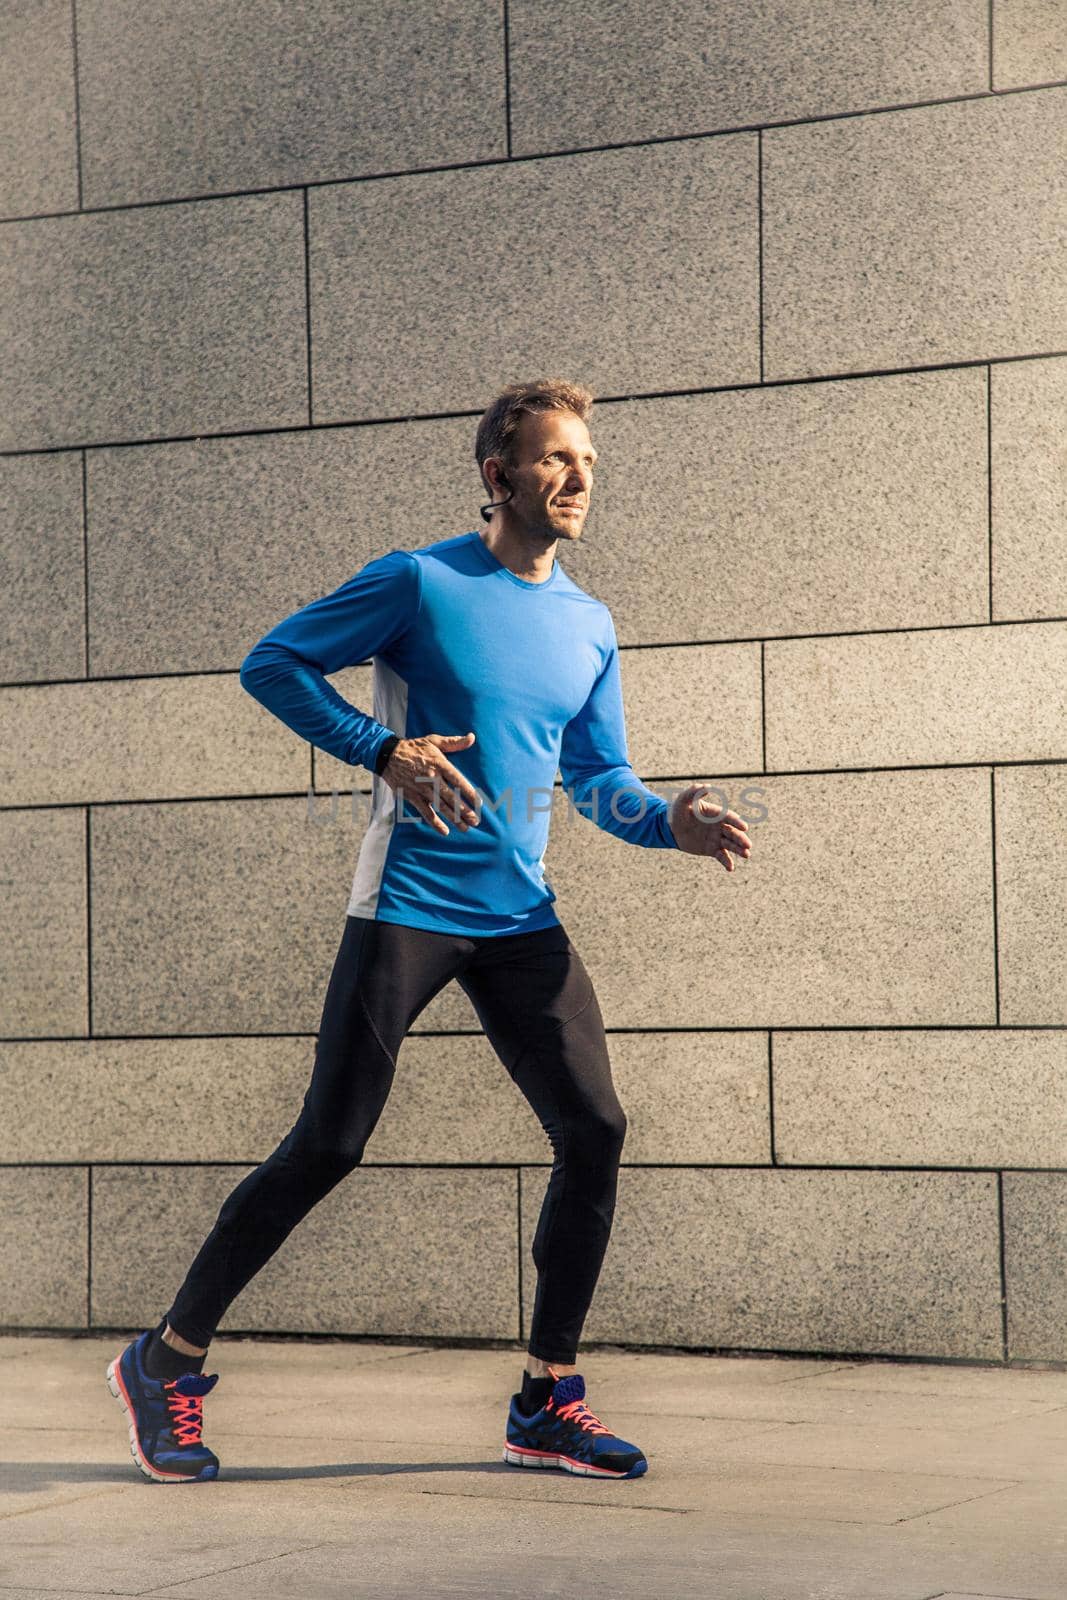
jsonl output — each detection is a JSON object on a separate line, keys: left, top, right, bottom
{"left": 2, "top": 1457, "right": 521, "bottom": 1492}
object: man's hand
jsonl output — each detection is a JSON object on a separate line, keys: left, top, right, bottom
{"left": 380, "top": 732, "right": 481, "bottom": 836}
{"left": 667, "top": 782, "right": 752, "bottom": 870}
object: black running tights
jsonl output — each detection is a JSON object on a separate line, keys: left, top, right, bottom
{"left": 165, "top": 915, "right": 627, "bottom": 1364}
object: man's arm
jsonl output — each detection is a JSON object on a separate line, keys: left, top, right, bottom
{"left": 238, "top": 548, "right": 421, "bottom": 775}
{"left": 558, "top": 616, "right": 678, "bottom": 850}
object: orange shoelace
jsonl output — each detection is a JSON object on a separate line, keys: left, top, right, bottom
{"left": 165, "top": 1382, "right": 205, "bottom": 1447}
{"left": 550, "top": 1395, "right": 612, "bottom": 1435}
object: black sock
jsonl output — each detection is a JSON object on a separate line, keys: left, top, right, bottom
{"left": 518, "top": 1370, "right": 556, "bottom": 1415}
{"left": 143, "top": 1319, "right": 208, "bottom": 1381}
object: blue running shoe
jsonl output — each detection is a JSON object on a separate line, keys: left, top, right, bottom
{"left": 106, "top": 1329, "right": 220, "bottom": 1483}
{"left": 503, "top": 1367, "right": 648, "bottom": 1479}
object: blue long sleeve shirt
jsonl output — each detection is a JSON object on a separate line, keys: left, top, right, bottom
{"left": 239, "top": 528, "right": 678, "bottom": 936}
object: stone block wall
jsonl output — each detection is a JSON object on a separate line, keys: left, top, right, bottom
{"left": 2, "top": 0, "right": 1065, "bottom": 1362}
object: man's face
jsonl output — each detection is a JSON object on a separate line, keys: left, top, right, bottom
{"left": 491, "top": 410, "right": 598, "bottom": 542}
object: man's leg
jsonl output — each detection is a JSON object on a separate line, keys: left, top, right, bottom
{"left": 109, "top": 921, "right": 476, "bottom": 1478}
{"left": 109, "top": 913, "right": 479, "bottom": 1482}
{"left": 457, "top": 922, "right": 626, "bottom": 1376}
{"left": 459, "top": 922, "right": 648, "bottom": 1477}
{"left": 161, "top": 914, "right": 472, "bottom": 1353}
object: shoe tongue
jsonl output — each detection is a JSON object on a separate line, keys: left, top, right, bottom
{"left": 551, "top": 1373, "right": 585, "bottom": 1405}
{"left": 170, "top": 1372, "right": 218, "bottom": 1396}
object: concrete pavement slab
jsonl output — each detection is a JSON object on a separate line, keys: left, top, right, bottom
{"left": 2, "top": 1333, "right": 1065, "bottom": 1600}
{"left": 0, "top": 1332, "right": 432, "bottom": 1431}
{"left": 716, "top": 1412, "right": 1067, "bottom": 1480}
{"left": 135, "top": 1489, "right": 1066, "bottom": 1600}
{"left": 796, "top": 1358, "right": 1067, "bottom": 1401}
{"left": 591, "top": 1356, "right": 1062, "bottom": 1433}
{"left": 365, "top": 1447, "right": 1016, "bottom": 1523}
{"left": 0, "top": 1593, "right": 146, "bottom": 1600}
{"left": 893, "top": 1475, "right": 1067, "bottom": 1551}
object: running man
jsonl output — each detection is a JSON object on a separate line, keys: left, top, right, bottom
{"left": 106, "top": 377, "right": 752, "bottom": 1484}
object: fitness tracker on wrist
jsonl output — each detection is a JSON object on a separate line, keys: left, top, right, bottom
{"left": 374, "top": 734, "right": 401, "bottom": 776}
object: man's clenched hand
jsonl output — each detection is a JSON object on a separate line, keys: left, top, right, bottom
{"left": 380, "top": 732, "right": 481, "bottom": 836}
{"left": 666, "top": 783, "right": 752, "bottom": 870}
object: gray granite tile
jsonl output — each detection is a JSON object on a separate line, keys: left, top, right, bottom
{"left": 774, "top": 1028, "right": 1067, "bottom": 1167}
{"left": 993, "top": 0, "right": 1067, "bottom": 87}
{"left": 764, "top": 89, "right": 1067, "bottom": 378}
{"left": 85, "top": 368, "right": 989, "bottom": 680}
{"left": 0, "top": 1036, "right": 313, "bottom": 1165}
{"left": 0, "top": 1166, "right": 87, "bottom": 1328}
{"left": 606, "top": 1030, "right": 770, "bottom": 1163}
{"left": 86, "top": 794, "right": 367, "bottom": 1035}
{"left": 766, "top": 620, "right": 1067, "bottom": 770}
{"left": 995, "top": 764, "right": 1067, "bottom": 1025}
{"left": 0, "top": 449, "right": 84, "bottom": 682}
{"left": 0, "top": 1033, "right": 540, "bottom": 1165}
{"left": 76, "top": 0, "right": 505, "bottom": 210}
{"left": 308, "top": 134, "right": 759, "bottom": 422}
{"left": 619, "top": 642, "right": 762, "bottom": 778}
{"left": 1002, "top": 1171, "right": 1067, "bottom": 1361}
{"left": 0, "top": 671, "right": 307, "bottom": 806}
{"left": 544, "top": 767, "right": 994, "bottom": 1027}
{"left": 520, "top": 1164, "right": 1004, "bottom": 1359}
{"left": 992, "top": 355, "right": 1067, "bottom": 622}
{"left": 90, "top": 1163, "right": 518, "bottom": 1339}
{"left": 0, "top": 0, "right": 78, "bottom": 220}
{"left": 0, "top": 1028, "right": 768, "bottom": 1166}
{"left": 0, "top": 191, "right": 307, "bottom": 452}
{"left": 0, "top": 806, "right": 87, "bottom": 1036}
{"left": 554, "top": 366, "right": 991, "bottom": 647}
{"left": 362, "top": 1034, "right": 555, "bottom": 1167}
{"left": 85, "top": 418, "right": 476, "bottom": 676}
{"left": 511, "top": 0, "right": 987, "bottom": 154}
{"left": 87, "top": 796, "right": 481, "bottom": 1035}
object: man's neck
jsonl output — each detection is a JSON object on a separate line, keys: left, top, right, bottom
{"left": 479, "top": 524, "right": 557, "bottom": 584}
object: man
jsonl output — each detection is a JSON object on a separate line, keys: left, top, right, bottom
{"left": 106, "top": 377, "right": 752, "bottom": 1484}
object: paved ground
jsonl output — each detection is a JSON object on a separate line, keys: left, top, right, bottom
{"left": 1, "top": 1331, "right": 1065, "bottom": 1599}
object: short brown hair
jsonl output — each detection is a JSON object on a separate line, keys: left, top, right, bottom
{"left": 474, "top": 377, "right": 594, "bottom": 495}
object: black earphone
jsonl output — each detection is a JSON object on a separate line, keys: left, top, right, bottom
{"left": 479, "top": 467, "right": 515, "bottom": 525}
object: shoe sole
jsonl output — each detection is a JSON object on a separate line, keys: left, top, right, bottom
{"left": 106, "top": 1354, "right": 218, "bottom": 1484}
{"left": 502, "top": 1441, "right": 647, "bottom": 1478}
